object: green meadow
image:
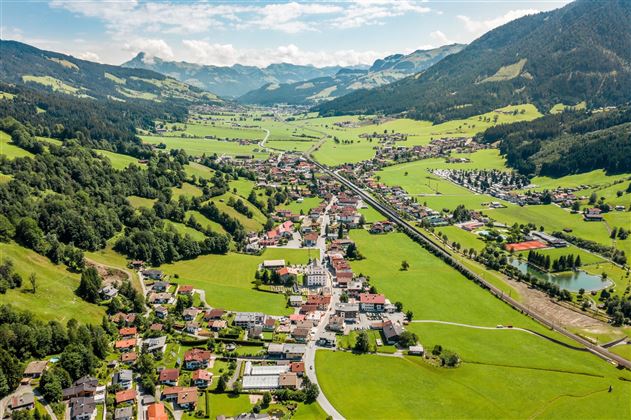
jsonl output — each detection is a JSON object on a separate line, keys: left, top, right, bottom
{"left": 0, "top": 242, "right": 105, "bottom": 323}
{"left": 141, "top": 135, "right": 268, "bottom": 158}
{"left": 172, "top": 182, "right": 204, "bottom": 199}
{"left": 316, "top": 337, "right": 629, "bottom": 419}
{"left": 157, "top": 248, "right": 311, "bottom": 315}
{"left": 185, "top": 210, "right": 227, "bottom": 235}
{"left": 96, "top": 149, "right": 142, "bottom": 170}
{"left": 184, "top": 162, "right": 215, "bottom": 180}
{"left": 278, "top": 197, "right": 322, "bottom": 214}
{"left": 127, "top": 195, "right": 156, "bottom": 209}
{"left": 310, "top": 105, "right": 541, "bottom": 166}
{"left": 434, "top": 225, "right": 487, "bottom": 252}
{"left": 349, "top": 229, "right": 548, "bottom": 330}
{"left": 163, "top": 122, "right": 265, "bottom": 140}
{"left": 1, "top": 130, "right": 34, "bottom": 159}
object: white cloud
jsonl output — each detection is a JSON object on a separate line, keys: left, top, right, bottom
{"left": 49, "top": 0, "right": 431, "bottom": 35}
{"left": 457, "top": 9, "right": 539, "bottom": 37}
{"left": 77, "top": 51, "right": 101, "bottom": 62}
{"left": 123, "top": 38, "right": 174, "bottom": 61}
{"left": 430, "top": 30, "right": 452, "bottom": 45}
{"left": 180, "top": 40, "right": 384, "bottom": 68}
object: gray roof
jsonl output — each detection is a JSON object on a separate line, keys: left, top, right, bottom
{"left": 114, "top": 406, "right": 134, "bottom": 419}
{"left": 114, "top": 369, "right": 133, "bottom": 383}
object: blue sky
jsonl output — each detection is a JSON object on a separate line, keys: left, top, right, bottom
{"left": 1, "top": 0, "right": 569, "bottom": 67}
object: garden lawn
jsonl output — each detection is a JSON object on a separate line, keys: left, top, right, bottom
{"left": 315, "top": 346, "right": 629, "bottom": 419}
{"left": 278, "top": 197, "right": 323, "bottom": 214}
{"left": 0, "top": 242, "right": 105, "bottom": 323}
{"left": 208, "top": 394, "right": 251, "bottom": 419}
{"left": 157, "top": 248, "right": 311, "bottom": 315}
{"left": 292, "top": 403, "right": 327, "bottom": 419}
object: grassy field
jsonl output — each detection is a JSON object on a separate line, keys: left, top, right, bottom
{"left": 278, "top": 197, "right": 322, "bottom": 214}
{"left": 515, "top": 245, "right": 606, "bottom": 267}
{"left": 310, "top": 105, "right": 541, "bottom": 166}
{"left": 96, "top": 150, "right": 141, "bottom": 170}
{"left": 434, "top": 226, "right": 487, "bottom": 252}
{"left": 184, "top": 162, "right": 215, "bottom": 180}
{"left": 291, "top": 402, "right": 327, "bottom": 419}
{"left": 164, "top": 221, "right": 206, "bottom": 241}
{"left": 163, "top": 122, "right": 265, "bottom": 140}
{"left": 228, "top": 179, "right": 256, "bottom": 198}
{"left": 156, "top": 248, "right": 311, "bottom": 315}
{"left": 316, "top": 338, "right": 630, "bottom": 419}
{"left": 127, "top": 195, "right": 156, "bottom": 209}
{"left": 359, "top": 206, "right": 383, "bottom": 223}
{"left": 208, "top": 192, "right": 266, "bottom": 232}
{"left": 141, "top": 135, "right": 268, "bottom": 159}
{"left": 0, "top": 242, "right": 105, "bottom": 323}
{"left": 1, "top": 131, "right": 34, "bottom": 159}
{"left": 266, "top": 139, "right": 316, "bottom": 152}
{"left": 172, "top": 182, "right": 204, "bottom": 199}
{"left": 349, "top": 229, "right": 548, "bottom": 330}
{"left": 185, "top": 210, "right": 227, "bottom": 235}
{"left": 487, "top": 205, "right": 613, "bottom": 248}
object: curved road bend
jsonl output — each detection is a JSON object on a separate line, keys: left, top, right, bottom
{"left": 308, "top": 159, "right": 631, "bottom": 370}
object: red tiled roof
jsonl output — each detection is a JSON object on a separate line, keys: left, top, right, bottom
{"left": 184, "top": 349, "right": 211, "bottom": 362}
{"left": 115, "top": 338, "right": 136, "bottom": 349}
{"left": 147, "top": 403, "right": 168, "bottom": 420}
{"left": 159, "top": 368, "right": 179, "bottom": 382}
{"left": 191, "top": 370, "right": 211, "bottom": 381}
{"left": 119, "top": 327, "right": 137, "bottom": 336}
{"left": 290, "top": 362, "right": 305, "bottom": 373}
{"left": 359, "top": 293, "right": 386, "bottom": 304}
{"left": 115, "top": 389, "right": 137, "bottom": 404}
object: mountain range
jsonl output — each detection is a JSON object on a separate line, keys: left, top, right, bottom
{"left": 0, "top": 40, "right": 219, "bottom": 105}
{"left": 122, "top": 53, "right": 356, "bottom": 98}
{"left": 238, "top": 44, "right": 464, "bottom": 106}
{"left": 315, "top": 0, "right": 631, "bottom": 122}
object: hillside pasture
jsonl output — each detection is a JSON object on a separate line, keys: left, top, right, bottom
{"left": 141, "top": 135, "right": 268, "bottom": 159}
{"left": 1, "top": 131, "right": 34, "bottom": 159}
{"left": 0, "top": 242, "right": 105, "bottom": 323}
{"left": 157, "top": 248, "right": 311, "bottom": 315}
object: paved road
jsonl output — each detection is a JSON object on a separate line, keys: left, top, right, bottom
{"left": 410, "top": 319, "right": 536, "bottom": 334}
{"left": 308, "top": 159, "right": 631, "bottom": 370}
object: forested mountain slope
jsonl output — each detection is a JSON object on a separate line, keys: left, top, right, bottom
{"left": 239, "top": 44, "right": 464, "bottom": 105}
{"left": 478, "top": 107, "right": 631, "bottom": 177}
{"left": 0, "top": 40, "right": 220, "bottom": 104}
{"left": 315, "top": 0, "right": 631, "bottom": 122}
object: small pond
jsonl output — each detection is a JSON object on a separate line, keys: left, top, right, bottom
{"left": 509, "top": 258, "right": 612, "bottom": 292}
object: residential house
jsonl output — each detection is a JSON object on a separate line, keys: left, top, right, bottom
{"left": 114, "top": 389, "right": 137, "bottom": 405}
{"left": 382, "top": 320, "right": 403, "bottom": 344}
{"left": 23, "top": 360, "right": 48, "bottom": 378}
{"left": 154, "top": 306, "right": 168, "bottom": 319}
{"left": 113, "top": 370, "right": 133, "bottom": 390}
{"left": 115, "top": 339, "right": 136, "bottom": 353}
{"left": 291, "top": 327, "right": 310, "bottom": 343}
{"left": 178, "top": 285, "right": 194, "bottom": 295}
{"left": 120, "top": 352, "right": 137, "bottom": 366}
{"left": 327, "top": 315, "right": 345, "bottom": 332}
{"left": 183, "top": 308, "right": 200, "bottom": 321}
{"left": 100, "top": 285, "right": 118, "bottom": 300}
{"left": 290, "top": 362, "right": 305, "bottom": 376}
{"left": 119, "top": 327, "right": 137, "bottom": 338}
{"left": 114, "top": 407, "right": 134, "bottom": 420}
{"left": 191, "top": 370, "right": 212, "bottom": 388}
{"left": 279, "top": 373, "right": 299, "bottom": 389}
{"left": 302, "top": 232, "right": 319, "bottom": 247}
{"left": 143, "top": 336, "right": 167, "bottom": 355}
{"left": 203, "top": 308, "right": 225, "bottom": 321}
{"left": 334, "top": 303, "right": 359, "bottom": 322}
{"left": 209, "top": 320, "right": 227, "bottom": 332}
{"left": 146, "top": 403, "right": 168, "bottom": 420}
{"left": 306, "top": 295, "right": 331, "bottom": 310}
{"left": 185, "top": 321, "right": 200, "bottom": 334}
{"left": 69, "top": 397, "right": 96, "bottom": 420}
{"left": 159, "top": 368, "right": 179, "bottom": 386}
{"left": 183, "top": 349, "right": 212, "bottom": 370}
{"left": 10, "top": 393, "right": 34, "bottom": 411}
{"left": 288, "top": 296, "right": 303, "bottom": 307}
{"left": 152, "top": 281, "right": 169, "bottom": 292}
{"left": 143, "top": 269, "right": 164, "bottom": 280}
{"left": 234, "top": 312, "right": 265, "bottom": 328}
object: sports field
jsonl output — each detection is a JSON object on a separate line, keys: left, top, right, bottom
{"left": 0, "top": 242, "right": 105, "bottom": 323}
{"left": 157, "top": 248, "right": 311, "bottom": 315}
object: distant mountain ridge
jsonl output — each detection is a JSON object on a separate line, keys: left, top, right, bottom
{"left": 238, "top": 44, "right": 465, "bottom": 105}
{"left": 0, "top": 40, "right": 219, "bottom": 104}
{"left": 315, "top": 0, "right": 631, "bottom": 121}
{"left": 122, "top": 53, "right": 357, "bottom": 97}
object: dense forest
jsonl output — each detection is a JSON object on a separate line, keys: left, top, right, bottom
{"left": 0, "top": 117, "right": 238, "bottom": 268}
{"left": 478, "top": 107, "right": 631, "bottom": 177}
{"left": 0, "top": 83, "right": 185, "bottom": 157}
{"left": 315, "top": 0, "right": 631, "bottom": 122}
